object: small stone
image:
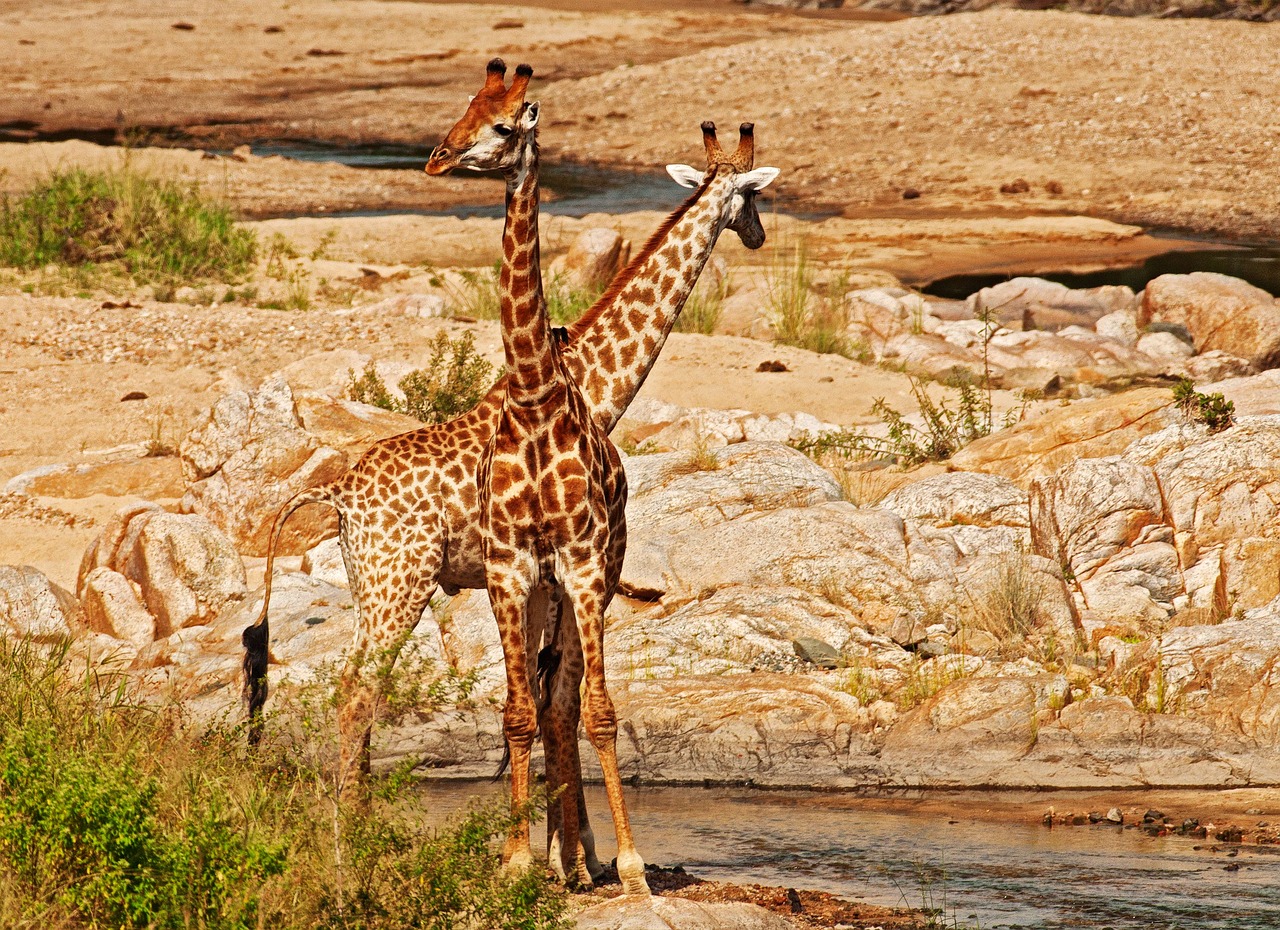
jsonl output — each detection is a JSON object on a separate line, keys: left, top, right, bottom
{"left": 1000, "top": 178, "right": 1030, "bottom": 195}
{"left": 902, "top": 187, "right": 921, "bottom": 200}
{"left": 792, "top": 637, "right": 840, "bottom": 670}
{"left": 1143, "top": 809, "right": 1165, "bottom": 824}
{"left": 120, "top": 390, "right": 148, "bottom": 401}
{"left": 1106, "top": 807, "right": 1124, "bottom": 824}
{"left": 756, "top": 360, "right": 789, "bottom": 373}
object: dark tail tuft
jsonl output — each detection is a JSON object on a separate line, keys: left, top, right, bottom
{"left": 241, "top": 484, "right": 335, "bottom": 747}
{"left": 242, "top": 618, "right": 270, "bottom": 745}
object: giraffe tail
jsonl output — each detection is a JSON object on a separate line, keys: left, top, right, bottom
{"left": 243, "top": 484, "right": 337, "bottom": 746}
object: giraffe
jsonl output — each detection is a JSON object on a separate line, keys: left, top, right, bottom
{"left": 241, "top": 69, "right": 779, "bottom": 876}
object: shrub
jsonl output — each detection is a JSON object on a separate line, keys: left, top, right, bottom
{"left": 794, "top": 376, "right": 1031, "bottom": 467}
{"left": 0, "top": 165, "right": 255, "bottom": 283}
{"left": 1172, "top": 377, "right": 1235, "bottom": 433}
{"left": 0, "top": 639, "right": 568, "bottom": 930}
{"left": 349, "top": 331, "right": 496, "bottom": 424}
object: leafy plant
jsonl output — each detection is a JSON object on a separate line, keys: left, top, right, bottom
{"left": 348, "top": 331, "right": 495, "bottom": 424}
{"left": 1172, "top": 377, "right": 1235, "bottom": 433}
{"left": 0, "top": 638, "right": 567, "bottom": 930}
{"left": 0, "top": 164, "right": 255, "bottom": 284}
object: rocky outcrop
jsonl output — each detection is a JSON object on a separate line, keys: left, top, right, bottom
{"left": 1141, "top": 272, "right": 1280, "bottom": 369}
{"left": 78, "top": 504, "right": 247, "bottom": 638}
{"left": 180, "top": 376, "right": 348, "bottom": 555}
{"left": 968, "top": 277, "right": 1135, "bottom": 331}
{"left": 950, "top": 387, "right": 1179, "bottom": 485}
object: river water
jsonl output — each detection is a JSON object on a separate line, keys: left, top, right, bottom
{"left": 422, "top": 782, "right": 1280, "bottom": 929}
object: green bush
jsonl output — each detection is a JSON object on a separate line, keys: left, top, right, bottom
{"left": 349, "top": 331, "right": 496, "bottom": 424}
{"left": 0, "top": 165, "right": 256, "bottom": 283}
{"left": 673, "top": 276, "right": 726, "bottom": 336}
{"left": 794, "top": 375, "right": 1030, "bottom": 467}
{"left": 0, "top": 640, "right": 568, "bottom": 930}
{"left": 1172, "top": 377, "right": 1235, "bottom": 433}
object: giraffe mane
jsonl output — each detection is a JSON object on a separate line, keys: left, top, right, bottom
{"left": 567, "top": 171, "right": 715, "bottom": 339}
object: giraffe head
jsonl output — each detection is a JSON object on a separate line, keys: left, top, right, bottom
{"left": 665, "top": 122, "right": 780, "bottom": 250}
{"left": 424, "top": 58, "right": 539, "bottom": 176}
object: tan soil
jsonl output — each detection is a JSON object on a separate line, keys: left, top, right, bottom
{"left": 3, "top": 4, "right": 1277, "bottom": 239}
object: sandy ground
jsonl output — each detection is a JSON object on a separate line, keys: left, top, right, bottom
{"left": 3, "top": 4, "right": 1278, "bottom": 239}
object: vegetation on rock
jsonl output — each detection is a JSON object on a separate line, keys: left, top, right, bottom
{"left": 1172, "top": 377, "right": 1235, "bottom": 433}
{"left": 348, "top": 331, "right": 496, "bottom": 424}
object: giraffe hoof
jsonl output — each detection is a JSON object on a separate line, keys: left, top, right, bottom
{"left": 616, "top": 851, "right": 651, "bottom": 897}
{"left": 501, "top": 846, "right": 536, "bottom": 874}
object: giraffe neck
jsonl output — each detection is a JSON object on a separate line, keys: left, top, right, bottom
{"left": 499, "top": 133, "right": 555, "bottom": 404}
{"left": 565, "top": 176, "right": 735, "bottom": 431}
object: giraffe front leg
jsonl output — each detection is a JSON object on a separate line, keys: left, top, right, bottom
{"left": 564, "top": 571, "right": 650, "bottom": 897}
{"left": 487, "top": 566, "right": 539, "bottom": 873}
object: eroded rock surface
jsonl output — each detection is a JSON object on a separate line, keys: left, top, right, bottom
{"left": 180, "top": 377, "right": 347, "bottom": 556}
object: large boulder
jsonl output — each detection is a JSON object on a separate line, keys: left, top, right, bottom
{"left": 78, "top": 504, "right": 247, "bottom": 637}
{"left": 882, "top": 471, "right": 1030, "bottom": 555}
{"left": 180, "top": 376, "right": 348, "bottom": 555}
{"left": 562, "top": 228, "right": 629, "bottom": 290}
{"left": 80, "top": 567, "right": 156, "bottom": 649}
{"left": 0, "top": 565, "right": 83, "bottom": 641}
{"left": 1141, "top": 272, "right": 1280, "bottom": 370}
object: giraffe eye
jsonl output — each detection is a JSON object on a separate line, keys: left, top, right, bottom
{"left": 493, "top": 124, "right": 513, "bottom": 137}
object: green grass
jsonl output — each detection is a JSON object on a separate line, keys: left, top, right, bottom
{"left": 766, "top": 242, "right": 867, "bottom": 360}
{"left": 673, "top": 276, "right": 726, "bottom": 336}
{"left": 447, "top": 261, "right": 602, "bottom": 325}
{"left": 0, "top": 639, "right": 567, "bottom": 930}
{"left": 0, "top": 165, "right": 256, "bottom": 285}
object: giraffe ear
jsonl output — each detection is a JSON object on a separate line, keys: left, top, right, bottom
{"left": 736, "top": 167, "right": 780, "bottom": 192}
{"left": 520, "top": 101, "right": 540, "bottom": 131}
{"left": 666, "top": 164, "right": 705, "bottom": 189}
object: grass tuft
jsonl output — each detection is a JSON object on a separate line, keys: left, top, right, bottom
{"left": 0, "top": 165, "right": 255, "bottom": 284}
{"left": 766, "top": 242, "right": 866, "bottom": 360}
